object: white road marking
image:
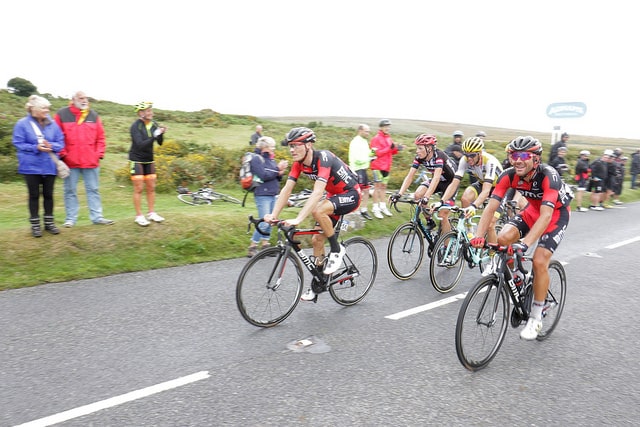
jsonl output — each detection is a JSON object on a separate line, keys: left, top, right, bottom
{"left": 385, "top": 293, "right": 468, "bottom": 320}
{"left": 605, "top": 235, "right": 640, "bottom": 249}
{"left": 14, "top": 371, "right": 210, "bottom": 427}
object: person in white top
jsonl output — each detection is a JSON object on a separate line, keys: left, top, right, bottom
{"left": 438, "top": 137, "right": 503, "bottom": 243}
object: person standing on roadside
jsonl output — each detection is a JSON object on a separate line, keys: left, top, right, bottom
{"left": 549, "top": 132, "right": 569, "bottom": 163}
{"left": 630, "top": 149, "right": 640, "bottom": 190}
{"left": 247, "top": 136, "right": 288, "bottom": 257}
{"left": 370, "top": 119, "right": 402, "bottom": 218}
{"left": 445, "top": 130, "right": 464, "bottom": 169}
{"left": 573, "top": 150, "right": 591, "bottom": 212}
{"left": 587, "top": 150, "right": 611, "bottom": 211}
{"left": 55, "top": 91, "right": 114, "bottom": 227}
{"left": 12, "top": 95, "right": 65, "bottom": 237}
{"left": 129, "top": 101, "right": 167, "bottom": 226}
{"left": 349, "top": 124, "right": 374, "bottom": 220}
{"left": 249, "top": 124, "right": 263, "bottom": 146}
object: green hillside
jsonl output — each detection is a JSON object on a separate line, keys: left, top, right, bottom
{"left": 0, "top": 89, "right": 637, "bottom": 290}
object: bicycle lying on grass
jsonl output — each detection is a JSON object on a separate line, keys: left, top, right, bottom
{"left": 236, "top": 215, "right": 378, "bottom": 327}
{"left": 386, "top": 197, "right": 444, "bottom": 280}
{"left": 177, "top": 183, "right": 241, "bottom": 205}
{"left": 455, "top": 243, "right": 567, "bottom": 371}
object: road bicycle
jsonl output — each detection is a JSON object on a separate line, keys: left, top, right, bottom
{"left": 386, "top": 197, "right": 446, "bottom": 280}
{"left": 177, "top": 183, "right": 241, "bottom": 205}
{"left": 455, "top": 243, "right": 567, "bottom": 371}
{"left": 236, "top": 215, "right": 378, "bottom": 327}
{"left": 429, "top": 205, "right": 491, "bottom": 293}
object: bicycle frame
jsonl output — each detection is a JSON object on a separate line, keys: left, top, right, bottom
{"left": 391, "top": 198, "right": 440, "bottom": 247}
{"left": 439, "top": 206, "right": 487, "bottom": 268}
{"left": 255, "top": 216, "right": 356, "bottom": 293}
{"left": 485, "top": 244, "right": 532, "bottom": 319}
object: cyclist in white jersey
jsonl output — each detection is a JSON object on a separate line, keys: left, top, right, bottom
{"left": 438, "top": 137, "right": 503, "bottom": 242}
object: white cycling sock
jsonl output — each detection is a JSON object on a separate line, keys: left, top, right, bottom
{"left": 530, "top": 300, "right": 545, "bottom": 320}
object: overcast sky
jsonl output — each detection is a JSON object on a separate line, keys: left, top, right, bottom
{"left": 2, "top": 0, "right": 638, "bottom": 140}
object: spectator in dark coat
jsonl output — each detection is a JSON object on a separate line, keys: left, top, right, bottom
{"left": 630, "top": 149, "right": 640, "bottom": 190}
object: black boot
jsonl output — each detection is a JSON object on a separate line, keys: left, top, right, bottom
{"left": 30, "top": 217, "right": 42, "bottom": 238}
{"left": 43, "top": 215, "right": 60, "bottom": 235}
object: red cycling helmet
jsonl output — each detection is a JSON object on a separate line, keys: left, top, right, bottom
{"left": 414, "top": 134, "right": 437, "bottom": 146}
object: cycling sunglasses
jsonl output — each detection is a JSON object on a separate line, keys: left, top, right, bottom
{"left": 463, "top": 152, "right": 479, "bottom": 159}
{"left": 510, "top": 151, "right": 533, "bottom": 161}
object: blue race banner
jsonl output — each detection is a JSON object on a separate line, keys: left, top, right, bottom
{"left": 546, "top": 102, "right": 587, "bottom": 118}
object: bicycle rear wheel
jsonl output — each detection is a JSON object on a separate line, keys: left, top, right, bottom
{"left": 177, "top": 194, "right": 211, "bottom": 205}
{"left": 236, "top": 247, "right": 303, "bottom": 327}
{"left": 536, "top": 260, "right": 567, "bottom": 340}
{"left": 330, "top": 237, "right": 377, "bottom": 306}
{"left": 212, "top": 192, "right": 242, "bottom": 204}
{"left": 455, "top": 276, "right": 509, "bottom": 371}
{"left": 429, "top": 231, "right": 465, "bottom": 293}
{"left": 387, "top": 223, "right": 425, "bottom": 280}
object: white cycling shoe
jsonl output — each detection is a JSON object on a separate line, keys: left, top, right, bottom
{"left": 323, "top": 244, "right": 346, "bottom": 275}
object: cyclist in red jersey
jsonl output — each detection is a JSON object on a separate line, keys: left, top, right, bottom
{"left": 264, "top": 127, "right": 361, "bottom": 302}
{"left": 470, "top": 136, "right": 572, "bottom": 340}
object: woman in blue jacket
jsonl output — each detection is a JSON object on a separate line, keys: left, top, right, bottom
{"left": 247, "top": 136, "right": 288, "bottom": 257}
{"left": 12, "top": 95, "right": 65, "bottom": 237}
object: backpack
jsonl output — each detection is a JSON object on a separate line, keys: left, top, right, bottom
{"left": 239, "top": 152, "right": 264, "bottom": 190}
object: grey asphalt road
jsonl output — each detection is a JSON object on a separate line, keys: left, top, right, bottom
{"left": 2, "top": 202, "right": 639, "bottom": 426}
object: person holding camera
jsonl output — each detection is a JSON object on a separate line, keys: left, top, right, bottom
{"left": 12, "top": 95, "right": 65, "bottom": 237}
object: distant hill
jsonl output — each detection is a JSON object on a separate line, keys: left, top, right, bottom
{"left": 261, "top": 116, "right": 637, "bottom": 151}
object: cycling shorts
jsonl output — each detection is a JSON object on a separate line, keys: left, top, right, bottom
{"left": 130, "top": 161, "right": 156, "bottom": 177}
{"left": 587, "top": 179, "right": 604, "bottom": 193}
{"left": 355, "top": 169, "right": 370, "bottom": 189}
{"left": 507, "top": 204, "right": 570, "bottom": 254}
{"left": 372, "top": 169, "right": 390, "bottom": 185}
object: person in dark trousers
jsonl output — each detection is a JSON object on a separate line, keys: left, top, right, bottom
{"left": 630, "top": 149, "right": 640, "bottom": 190}
{"left": 12, "top": 95, "right": 65, "bottom": 237}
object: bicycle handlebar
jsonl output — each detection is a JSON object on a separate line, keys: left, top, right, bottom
{"left": 247, "top": 215, "right": 300, "bottom": 243}
{"left": 484, "top": 242, "right": 529, "bottom": 276}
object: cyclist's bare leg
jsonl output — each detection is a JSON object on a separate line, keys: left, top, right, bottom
{"left": 311, "top": 199, "right": 336, "bottom": 260}
{"left": 460, "top": 186, "right": 476, "bottom": 208}
{"left": 144, "top": 175, "right": 157, "bottom": 213}
{"left": 132, "top": 177, "right": 145, "bottom": 216}
{"left": 531, "top": 246, "right": 552, "bottom": 302}
{"left": 438, "top": 208, "right": 451, "bottom": 234}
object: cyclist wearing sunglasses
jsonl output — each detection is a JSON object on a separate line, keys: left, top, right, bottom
{"left": 438, "top": 136, "right": 503, "bottom": 238}
{"left": 470, "top": 136, "right": 572, "bottom": 340}
{"left": 264, "top": 127, "right": 360, "bottom": 302}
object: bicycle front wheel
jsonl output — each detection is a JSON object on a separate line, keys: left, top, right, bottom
{"left": 387, "top": 223, "right": 425, "bottom": 280}
{"left": 330, "top": 237, "right": 377, "bottom": 306}
{"left": 536, "top": 260, "right": 567, "bottom": 340}
{"left": 429, "top": 231, "right": 465, "bottom": 293}
{"left": 455, "top": 276, "right": 509, "bottom": 371}
{"left": 212, "top": 192, "right": 242, "bottom": 204}
{"left": 177, "top": 194, "right": 211, "bottom": 206}
{"left": 236, "top": 247, "right": 303, "bottom": 327}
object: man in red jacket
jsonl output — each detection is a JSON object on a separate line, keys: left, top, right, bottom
{"left": 370, "top": 119, "right": 403, "bottom": 218}
{"left": 55, "top": 91, "right": 114, "bottom": 226}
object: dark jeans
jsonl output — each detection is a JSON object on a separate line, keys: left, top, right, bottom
{"left": 24, "top": 174, "right": 56, "bottom": 218}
